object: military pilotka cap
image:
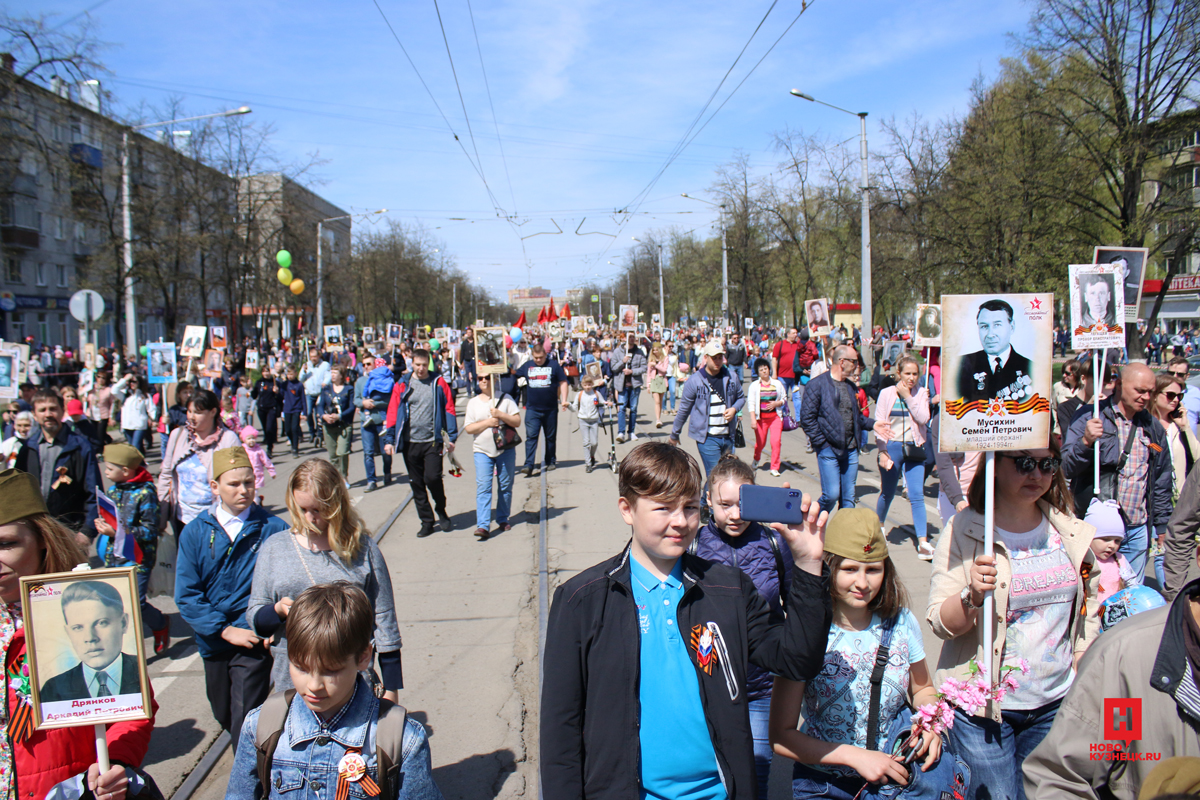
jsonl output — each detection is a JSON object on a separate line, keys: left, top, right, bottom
{"left": 823, "top": 507, "right": 888, "bottom": 563}
{"left": 211, "top": 446, "right": 253, "bottom": 481}
{"left": 0, "top": 469, "right": 49, "bottom": 526}
{"left": 102, "top": 443, "right": 144, "bottom": 469}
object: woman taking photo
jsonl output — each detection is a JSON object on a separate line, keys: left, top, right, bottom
{"left": 158, "top": 388, "right": 241, "bottom": 535}
{"left": 874, "top": 356, "right": 933, "bottom": 559}
{"left": 927, "top": 442, "right": 1099, "bottom": 800}
{"left": 646, "top": 342, "right": 670, "bottom": 428}
{"left": 0, "top": 469, "right": 155, "bottom": 800}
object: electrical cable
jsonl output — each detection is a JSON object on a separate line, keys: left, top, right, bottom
{"left": 431, "top": 0, "right": 491, "bottom": 201}
{"left": 466, "top": 0, "right": 519, "bottom": 214}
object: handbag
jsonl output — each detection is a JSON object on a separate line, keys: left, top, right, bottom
{"left": 491, "top": 394, "right": 522, "bottom": 451}
{"left": 733, "top": 417, "right": 746, "bottom": 448}
{"left": 899, "top": 400, "right": 925, "bottom": 464}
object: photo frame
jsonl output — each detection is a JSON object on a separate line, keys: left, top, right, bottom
{"left": 386, "top": 324, "right": 403, "bottom": 344}
{"left": 1069, "top": 264, "right": 1125, "bottom": 350}
{"left": 474, "top": 327, "right": 508, "bottom": 375}
{"left": 244, "top": 349, "right": 260, "bottom": 372}
{"left": 22, "top": 567, "right": 153, "bottom": 730}
{"left": 619, "top": 304, "right": 638, "bottom": 332}
{"left": 636, "top": 322, "right": 647, "bottom": 337}
{"left": 570, "top": 317, "right": 588, "bottom": 338}
{"left": 881, "top": 340, "right": 907, "bottom": 366}
{"left": 940, "top": 293, "right": 1053, "bottom": 452}
{"left": 362, "top": 327, "right": 376, "bottom": 344}
{"left": 179, "top": 326, "right": 206, "bottom": 359}
{"left": 586, "top": 362, "right": 603, "bottom": 381}
{"left": 912, "top": 304, "right": 943, "bottom": 349}
{"left": 323, "top": 325, "right": 343, "bottom": 352}
{"left": 202, "top": 349, "right": 223, "bottom": 378}
{"left": 414, "top": 327, "right": 429, "bottom": 343}
{"left": 209, "top": 325, "right": 228, "bottom": 350}
{"left": 0, "top": 346, "right": 17, "bottom": 399}
{"left": 744, "top": 317, "right": 754, "bottom": 330}
{"left": 146, "top": 342, "right": 177, "bottom": 385}
{"left": 1093, "top": 246, "right": 1148, "bottom": 323}
{"left": 650, "top": 313, "right": 661, "bottom": 326}
{"left": 805, "top": 298, "right": 831, "bottom": 338}
{"left": 433, "top": 327, "right": 452, "bottom": 346}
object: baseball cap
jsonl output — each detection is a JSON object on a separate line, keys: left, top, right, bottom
{"left": 66, "top": 399, "right": 84, "bottom": 416}
{"left": 701, "top": 341, "right": 725, "bottom": 357}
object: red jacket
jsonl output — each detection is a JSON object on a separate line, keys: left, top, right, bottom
{"left": 7, "top": 628, "right": 157, "bottom": 800}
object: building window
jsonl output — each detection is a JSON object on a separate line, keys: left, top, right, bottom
{"left": 36, "top": 313, "right": 48, "bottom": 346}
{"left": 56, "top": 264, "right": 68, "bottom": 287}
{"left": 54, "top": 215, "right": 66, "bottom": 240}
{"left": 35, "top": 264, "right": 46, "bottom": 287}
{"left": 57, "top": 314, "right": 68, "bottom": 347}
{"left": 8, "top": 312, "right": 23, "bottom": 342}
{"left": 5, "top": 259, "right": 20, "bottom": 283}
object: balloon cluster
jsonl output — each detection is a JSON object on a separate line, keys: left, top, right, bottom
{"left": 275, "top": 251, "right": 305, "bottom": 295}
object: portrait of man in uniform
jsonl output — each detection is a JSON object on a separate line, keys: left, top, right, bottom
{"left": 956, "top": 298, "right": 1034, "bottom": 404}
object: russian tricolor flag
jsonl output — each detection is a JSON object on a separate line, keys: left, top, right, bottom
{"left": 97, "top": 488, "right": 142, "bottom": 564}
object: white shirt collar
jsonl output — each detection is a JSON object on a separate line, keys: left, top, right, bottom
{"left": 83, "top": 658, "right": 123, "bottom": 698}
{"left": 988, "top": 347, "right": 1012, "bottom": 370}
{"left": 214, "top": 504, "right": 253, "bottom": 541}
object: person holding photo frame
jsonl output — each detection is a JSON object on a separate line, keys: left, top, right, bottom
{"left": 0, "top": 469, "right": 155, "bottom": 800}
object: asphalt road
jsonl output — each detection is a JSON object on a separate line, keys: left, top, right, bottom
{"left": 128, "top": 385, "right": 945, "bottom": 800}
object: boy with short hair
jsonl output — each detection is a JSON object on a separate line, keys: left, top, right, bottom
{"left": 572, "top": 376, "right": 607, "bottom": 473}
{"left": 176, "top": 446, "right": 289, "bottom": 748}
{"left": 541, "top": 441, "right": 832, "bottom": 800}
{"left": 95, "top": 442, "right": 169, "bottom": 653}
{"left": 226, "top": 582, "right": 443, "bottom": 800}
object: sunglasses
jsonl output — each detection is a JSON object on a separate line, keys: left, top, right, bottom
{"left": 1169, "top": 371, "right": 1189, "bottom": 379}
{"left": 1163, "top": 391, "right": 1182, "bottom": 401}
{"left": 998, "top": 454, "right": 1061, "bottom": 475}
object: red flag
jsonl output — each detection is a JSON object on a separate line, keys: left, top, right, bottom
{"left": 547, "top": 299, "right": 558, "bottom": 322}
{"left": 537, "top": 306, "right": 548, "bottom": 325}
{"left": 562, "top": 303, "right": 572, "bottom": 320}
{"left": 514, "top": 310, "right": 526, "bottom": 329}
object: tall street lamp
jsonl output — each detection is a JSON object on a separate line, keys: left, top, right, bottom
{"left": 122, "top": 106, "right": 251, "bottom": 356}
{"left": 789, "top": 89, "right": 872, "bottom": 363}
{"left": 680, "top": 193, "right": 729, "bottom": 326}
{"left": 632, "top": 237, "right": 666, "bottom": 326}
{"left": 317, "top": 209, "right": 386, "bottom": 334}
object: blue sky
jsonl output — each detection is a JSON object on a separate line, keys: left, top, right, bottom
{"left": 22, "top": 0, "right": 1030, "bottom": 300}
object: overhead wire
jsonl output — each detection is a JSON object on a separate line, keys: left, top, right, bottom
{"left": 466, "top": 0, "right": 519, "bottom": 214}
{"left": 430, "top": 0, "right": 493, "bottom": 205}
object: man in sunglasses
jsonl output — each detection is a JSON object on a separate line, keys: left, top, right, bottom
{"left": 1165, "top": 356, "right": 1200, "bottom": 433}
{"left": 1062, "top": 362, "right": 1173, "bottom": 583}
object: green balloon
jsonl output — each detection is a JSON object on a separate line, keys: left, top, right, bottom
{"left": 429, "top": 338, "right": 441, "bottom": 351}
{"left": 139, "top": 345, "right": 149, "bottom": 357}
{"left": 276, "top": 250, "right": 292, "bottom": 269}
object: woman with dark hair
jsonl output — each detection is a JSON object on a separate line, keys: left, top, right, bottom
{"left": 157, "top": 388, "right": 241, "bottom": 534}
{"left": 0, "top": 469, "right": 156, "bottom": 800}
{"left": 926, "top": 438, "right": 1100, "bottom": 800}
{"left": 252, "top": 368, "right": 283, "bottom": 458}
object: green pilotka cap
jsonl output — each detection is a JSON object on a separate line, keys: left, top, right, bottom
{"left": 823, "top": 507, "right": 888, "bottom": 563}
{"left": 0, "top": 469, "right": 49, "bottom": 526}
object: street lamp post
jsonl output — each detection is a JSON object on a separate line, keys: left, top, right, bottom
{"left": 632, "top": 237, "right": 666, "bottom": 326}
{"left": 121, "top": 106, "right": 251, "bottom": 357}
{"left": 680, "top": 194, "right": 729, "bottom": 326}
{"left": 317, "top": 209, "right": 386, "bottom": 335}
{"left": 789, "top": 89, "right": 872, "bottom": 364}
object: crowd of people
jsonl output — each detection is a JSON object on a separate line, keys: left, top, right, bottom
{"left": 2, "top": 314, "right": 1200, "bottom": 800}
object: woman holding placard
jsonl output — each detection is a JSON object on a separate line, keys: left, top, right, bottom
{"left": 926, "top": 443, "right": 1099, "bottom": 800}
{"left": 0, "top": 469, "right": 155, "bottom": 800}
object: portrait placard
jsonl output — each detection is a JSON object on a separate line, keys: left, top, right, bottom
{"left": 202, "top": 349, "right": 222, "bottom": 378}
{"left": 362, "top": 327, "right": 376, "bottom": 344}
{"left": 805, "top": 298, "right": 831, "bottom": 338}
{"left": 386, "top": 324, "right": 403, "bottom": 344}
{"left": 146, "top": 343, "right": 177, "bottom": 384}
{"left": 474, "top": 327, "right": 508, "bottom": 375}
{"left": 433, "top": 327, "right": 452, "bottom": 345}
{"left": 414, "top": 327, "right": 429, "bottom": 343}
{"left": 323, "top": 325, "right": 343, "bottom": 352}
{"left": 913, "top": 304, "right": 943, "bottom": 349}
{"left": 1069, "top": 264, "right": 1125, "bottom": 350}
{"left": 474, "top": 319, "right": 484, "bottom": 329}
{"left": 13, "top": 343, "right": 29, "bottom": 383}
{"left": 82, "top": 344, "right": 96, "bottom": 370}
{"left": 619, "top": 305, "right": 638, "bottom": 332}
{"left": 180, "top": 326, "right": 206, "bottom": 359}
{"left": 939, "top": 293, "right": 1053, "bottom": 452}
{"left": 651, "top": 313, "right": 661, "bottom": 326}
{"left": 636, "top": 322, "right": 647, "bottom": 337}
{"left": 1093, "top": 247, "right": 1147, "bottom": 323}
{"left": 586, "top": 362, "right": 603, "bottom": 381}
{"left": 244, "top": 349, "right": 260, "bottom": 372}
{"left": 881, "top": 340, "right": 907, "bottom": 367}
{"left": 0, "top": 345, "right": 17, "bottom": 399}
{"left": 22, "top": 568, "right": 153, "bottom": 730}
{"left": 570, "top": 317, "right": 588, "bottom": 338}
{"left": 209, "top": 326, "right": 228, "bottom": 350}
{"left": 744, "top": 317, "right": 754, "bottom": 330}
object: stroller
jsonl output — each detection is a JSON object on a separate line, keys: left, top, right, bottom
{"left": 594, "top": 374, "right": 619, "bottom": 474}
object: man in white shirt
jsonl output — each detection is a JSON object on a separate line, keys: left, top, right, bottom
{"left": 298, "top": 349, "right": 331, "bottom": 445}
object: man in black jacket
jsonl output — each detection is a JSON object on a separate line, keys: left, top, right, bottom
{"left": 15, "top": 388, "right": 100, "bottom": 545}
{"left": 541, "top": 442, "right": 832, "bottom": 800}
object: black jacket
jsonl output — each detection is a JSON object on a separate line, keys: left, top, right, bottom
{"left": 16, "top": 426, "right": 101, "bottom": 535}
{"left": 540, "top": 544, "right": 831, "bottom": 800}
{"left": 39, "top": 653, "right": 142, "bottom": 703}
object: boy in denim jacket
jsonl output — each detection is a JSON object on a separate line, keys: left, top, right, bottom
{"left": 226, "top": 583, "right": 443, "bottom": 800}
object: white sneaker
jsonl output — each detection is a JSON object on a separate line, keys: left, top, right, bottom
{"left": 918, "top": 541, "right": 936, "bottom": 561}
{"left": 769, "top": 469, "right": 780, "bottom": 477}
{"left": 629, "top": 433, "right": 639, "bottom": 441}
{"left": 751, "top": 459, "right": 759, "bottom": 469}
{"left": 616, "top": 433, "right": 626, "bottom": 444}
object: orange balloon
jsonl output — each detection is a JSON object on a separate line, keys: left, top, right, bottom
{"left": 290, "top": 278, "right": 305, "bottom": 295}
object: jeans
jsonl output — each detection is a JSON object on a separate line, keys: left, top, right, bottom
{"left": 945, "top": 701, "right": 1060, "bottom": 800}
{"left": 877, "top": 441, "right": 928, "bottom": 540}
{"left": 617, "top": 386, "right": 641, "bottom": 434}
{"left": 305, "top": 393, "right": 320, "bottom": 438}
{"left": 754, "top": 415, "right": 783, "bottom": 471}
{"left": 730, "top": 365, "right": 744, "bottom": 385}
{"left": 816, "top": 446, "right": 859, "bottom": 512}
{"left": 667, "top": 376, "right": 677, "bottom": 412}
{"left": 361, "top": 425, "right": 392, "bottom": 485}
{"left": 524, "top": 406, "right": 559, "bottom": 468}
{"left": 474, "top": 449, "right": 516, "bottom": 530}
{"left": 124, "top": 428, "right": 146, "bottom": 454}
{"left": 747, "top": 696, "right": 772, "bottom": 800}
{"left": 1119, "top": 523, "right": 1149, "bottom": 584}
{"left": 696, "top": 435, "right": 734, "bottom": 478}
{"left": 323, "top": 422, "right": 352, "bottom": 479}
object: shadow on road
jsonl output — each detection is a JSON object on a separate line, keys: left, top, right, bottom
{"left": 142, "top": 718, "right": 208, "bottom": 767}
{"left": 433, "top": 747, "right": 517, "bottom": 799}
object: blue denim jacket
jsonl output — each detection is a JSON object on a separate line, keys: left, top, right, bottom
{"left": 226, "top": 678, "right": 443, "bottom": 800}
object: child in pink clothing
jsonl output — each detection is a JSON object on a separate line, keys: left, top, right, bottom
{"left": 220, "top": 387, "right": 242, "bottom": 433}
{"left": 1085, "top": 498, "right": 1139, "bottom": 604}
{"left": 239, "top": 425, "right": 277, "bottom": 504}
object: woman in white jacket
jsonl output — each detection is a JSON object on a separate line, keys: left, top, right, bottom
{"left": 746, "top": 357, "right": 786, "bottom": 476}
{"left": 113, "top": 373, "right": 157, "bottom": 454}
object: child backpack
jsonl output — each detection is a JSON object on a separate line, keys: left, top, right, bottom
{"left": 255, "top": 690, "right": 409, "bottom": 798}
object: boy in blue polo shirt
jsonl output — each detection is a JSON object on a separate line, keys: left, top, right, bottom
{"left": 540, "top": 441, "right": 832, "bottom": 800}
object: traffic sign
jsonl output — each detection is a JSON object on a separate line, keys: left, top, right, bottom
{"left": 590, "top": 294, "right": 599, "bottom": 303}
{"left": 0, "top": 292, "right": 14, "bottom": 312}
{"left": 69, "top": 290, "right": 105, "bottom": 322}
{"left": 347, "top": 314, "right": 356, "bottom": 324}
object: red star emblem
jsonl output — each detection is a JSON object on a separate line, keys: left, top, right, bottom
{"left": 1029, "top": 297, "right": 1043, "bottom": 310}
{"left": 863, "top": 544, "right": 873, "bottom": 554}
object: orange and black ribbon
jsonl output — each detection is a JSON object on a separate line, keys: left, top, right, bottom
{"left": 335, "top": 748, "right": 380, "bottom": 800}
{"left": 8, "top": 699, "right": 33, "bottom": 743}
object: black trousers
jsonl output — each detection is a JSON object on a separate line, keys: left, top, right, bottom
{"left": 404, "top": 440, "right": 447, "bottom": 525}
{"left": 202, "top": 645, "right": 272, "bottom": 750}
{"left": 257, "top": 407, "right": 279, "bottom": 447}
{"left": 284, "top": 411, "right": 302, "bottom": 452}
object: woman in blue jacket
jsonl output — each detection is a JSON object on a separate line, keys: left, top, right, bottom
{"left": 694, "top": 454, "right": 791, "bottom": 800}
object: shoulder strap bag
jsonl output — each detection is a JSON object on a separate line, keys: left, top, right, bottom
{"left": 866, "top": 614, "right": 899, "bottom": 751}
{"left": 491, "top": 394, "right": 522, "bottom": 451}
{"left": 899, "top": 397, "right": 926, "bottom": 464}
